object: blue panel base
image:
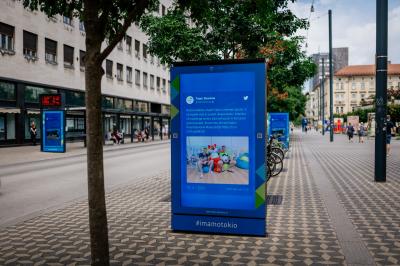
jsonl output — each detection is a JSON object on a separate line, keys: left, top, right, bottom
{"left": 172, "top": 214, "right": 266, "bottom": 236}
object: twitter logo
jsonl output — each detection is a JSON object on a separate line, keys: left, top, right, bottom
{"left": 243, "top": 96, "right": 249, "bottom": 101}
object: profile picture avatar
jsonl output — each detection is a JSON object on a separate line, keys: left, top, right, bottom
{"left": 186, "top": 96, "right": 194, "bottom": 104}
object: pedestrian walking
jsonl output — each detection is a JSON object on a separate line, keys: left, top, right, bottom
{"left": 386, "top": 115, "right": 395, "bottom": 155}
{"left": 30, "top": 121, "right": 37, "bottom": 146}
{"left": 144, "top": 127, "right": 150, "bottom": 142}
{"left": 358, "top": 122, "right": 366, "bottom": 143}
{"left": 346, "top": 122, "right": 355, "bottom": 143}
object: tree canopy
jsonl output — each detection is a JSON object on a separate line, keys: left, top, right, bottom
{"left": 141, "top": 0, "right": 316, "bottom": 120}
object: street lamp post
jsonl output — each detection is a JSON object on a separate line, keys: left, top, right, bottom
{"left": 374, "top": 0, "right": 388, "bottom": 182}
{"left": 321, "top": 58, "right": 325, "bottom": 135}
{"left": 328, "top": 10, "right": 334, "bottom": 142}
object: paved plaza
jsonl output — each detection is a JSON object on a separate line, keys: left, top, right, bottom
{"left": 0, "top": 131, "right": 399, "bottom": 265}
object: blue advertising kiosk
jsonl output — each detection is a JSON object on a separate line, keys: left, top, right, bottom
{"left": 40, "top": 94, "right": 66, "bottom": 153}
{"left": 170, "top": 59, "right": 267, "bottom": 236}
{"left": 268, "top": 112, "right": 289, "bottom": 149}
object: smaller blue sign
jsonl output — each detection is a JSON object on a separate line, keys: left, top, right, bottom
{"left": 42, "top": 110, "right": 65, "bottom": 153}
{"left": 268, "top": 113, "right": 289, "bottom": 149}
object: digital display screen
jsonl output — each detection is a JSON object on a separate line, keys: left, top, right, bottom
{"left": 42, "top": 110, "right": 65, "bottom": 152}
{"left": 269, "top": 113, "right": 289, "bottom": 148}
{"left": 41, "top": 94, "right": 62, "bottom": 108}
{"left": 180, "top": 72, "right": 256, "bottom": 210}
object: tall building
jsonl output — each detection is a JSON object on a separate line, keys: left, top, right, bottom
{"left": 0, "top": 0, "right": 172, "bottom": 146}
{"left": 307, "top": 63, "right": 400, "bottom": 123}
{"left": 311, "top": 47, "right": 349, "bottom": 90}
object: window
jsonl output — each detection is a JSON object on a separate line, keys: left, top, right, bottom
{"left": 162, "top": 5, "right": 166, "bottom": 16}
{"left": 335, "top": 94, "right": 339, "bottom": 99}
{"left": 361, "top": 93, "right": 365, "bottom": 99}
{"left": 150, "top": 74, "right": 155, "bottom": 89}
{"left": 162, "top": 79, "right": 166, "bottom": 92}
{"left": 156, "top": 76, "right": 160, "bottom": 90}
{"left": 79, "top": 50, "right": 85, "bottom": 68}
{"left": 361, "top": 82, "right": 365, "bottom": 89}
{"left": 25, "top": 86, "right": 56, "bottom": 103}
{"left": 126, "top": 35, "right": 132, "bottom": 53}
{"left": 79, "top": 21, "right": 85, "bottom": 32}
{"left": 336, "top": 83, "right": 339, "bottom": 90}
{"left": 117, "top": 63, "right": 123, "bottom": 81}
{"left": 336, "top": 107, "right": 339, "bottom": 113}
{"left": 23, "top": 30, "right": 37, "bottom": 57}
{"left": 340, "top": 107, "right": 344, "bottom": 113}
{"left": 0, "top": 22, "right": 14, "bottom": 51}
{"left": 106, "top": 60, "right": 113, "bottom": 78}
{"left": 143, "top": 72, "right": 148, "bottom": 88}
{"left": 117, "top": 40, "right": 123, "bottom": 50}
{"left": 135, "top": 69, "right": 140, "bottom": 85}
{"left": 45, "top": 38, "right": 57, "bottom": 63}
{"left": 102, "top": 96, "right": 114, "bottom": 109}
{"left": 63, "top": 45, "right": 74, "bottom": 67}
{"left": 126, "top": 66, "right": 132, "bottom": 83}
{"left": 150, "top": 55, "right": 154, "bottom": 64}
{"left": 0, "top": 81, "right": 15, "bottom": 101}
{"left": 352, "top": 93, "right": 356, "bottom": 99}
{"left": 341, "top": 83, "right": 344, "bottom": 90}
{"left": 65, "top": 91, "right": 85, "bottom": 107}
{"left": 136, "top": 101, "right": 148, "bottom": 112}
{"left": 134, "top": 40, "right": 140, "bottom": 58}
{"left": 143, "top": 44, "right": 148, "bottom": 60}
{"left": 63, "top": 15, "right": 72, "bottom": 26}
{"left": 351, "top": 82, "right": 356, "bottom": 90}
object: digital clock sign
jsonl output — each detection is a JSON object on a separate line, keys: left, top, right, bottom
{"left": 40, "top": 94, "right": 62, "bottom": 108}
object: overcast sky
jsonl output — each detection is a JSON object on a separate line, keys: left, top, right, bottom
{"left": 289, "top": 0, "right": 400, "bottom": 65}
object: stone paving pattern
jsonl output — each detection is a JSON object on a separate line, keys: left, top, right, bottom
{"left": 305, "top": 133, "right": 400, "bottom": 266}
{"left": 0, "top": 132, "right": 399, "bottom": 265}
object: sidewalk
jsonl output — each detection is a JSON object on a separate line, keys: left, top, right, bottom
{"left": 0, "top": 131, "right": 399, "bottom": 265}
{"left": 0, "top": 139, "right": 170, "bottom": 167}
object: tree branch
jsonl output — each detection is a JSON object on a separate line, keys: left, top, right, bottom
{"left": 98, "top": 0, "right": 150, "bottom": 62}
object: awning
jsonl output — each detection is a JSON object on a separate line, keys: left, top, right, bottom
{"left": 0, "top": 108, "right": 20, "bottom": 113}
{"left": 27, "top": 109, "right": 40, "bottom": 114}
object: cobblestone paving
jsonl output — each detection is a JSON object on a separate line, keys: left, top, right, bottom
{"left": 305, "top": 133, "right": 400, "bottom": 266}
{"left": 0, "top": 134, "right": 347, "bottom": 265}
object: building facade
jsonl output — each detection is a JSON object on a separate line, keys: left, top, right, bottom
{"left": 311, "top": 47, "right": 349, "bottom": 90}
{"left": 0, "top": 0, "right": 172, "bottom": 145}
{"left": 307, "top": 64, "right": 400, "bottom": 123}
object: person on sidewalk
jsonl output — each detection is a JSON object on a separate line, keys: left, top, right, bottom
{"left": 358, "top": 122, "right": 366, "bottom": 143}
{"left": 30, "top": 121, "right": 37, "bottom": 146}
{"left": 346, "top": 122, "right": 355, "bottom": 143}
{"left": 386, "top": 115, "right": 395, "bottom": 155}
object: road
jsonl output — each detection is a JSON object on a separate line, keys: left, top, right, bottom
{"left": 0, "top": 142, "right": 170, "bottom": 227}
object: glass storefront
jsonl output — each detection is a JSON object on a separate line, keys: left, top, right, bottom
{"left": 6, "top": 113, "right": 15, "bottom": 140}
{"left": 120, "top": 116, "right": 131, "bottom": 135}
{"left": 153, "top": 118, "right": 161, "bottom": 140}
{"left": 103, "top": 114, "right": 116, "bottom": 134}
{"left": 0, "top": 116, "right": 5, "bottom": 140}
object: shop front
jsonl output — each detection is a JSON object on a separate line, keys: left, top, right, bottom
{"left": 0, "top": 78, "right": 170, "bottom": 147}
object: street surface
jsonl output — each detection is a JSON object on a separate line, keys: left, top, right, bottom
{"left": 0, "top": 131, "right": 399, "bottom": 265}
{"left": 0, "top": 142, "right": 170, "bottom": 227}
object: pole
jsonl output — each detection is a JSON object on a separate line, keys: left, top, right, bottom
{"left": 374, "top": 0, "right": 388, "bottom": 182}
{"left": 321, "top": 57, "right": 325, "bottom": 135}
{"left": 328, "top": 10, "right": 334, "bottom": 142}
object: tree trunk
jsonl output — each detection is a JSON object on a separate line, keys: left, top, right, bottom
{"left": 84, "top": 1, "right": 110, "bottom": 264}
{"left": 85, "top": 53, "right": 110, "bottom": 265}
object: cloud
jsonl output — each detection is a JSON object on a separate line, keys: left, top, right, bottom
{"left": 289, "top": 0, "right": 400, "bottom": 65}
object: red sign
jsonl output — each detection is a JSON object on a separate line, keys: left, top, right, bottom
{"left": 40, "top": 94, "right": 62, "bottom": 108}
